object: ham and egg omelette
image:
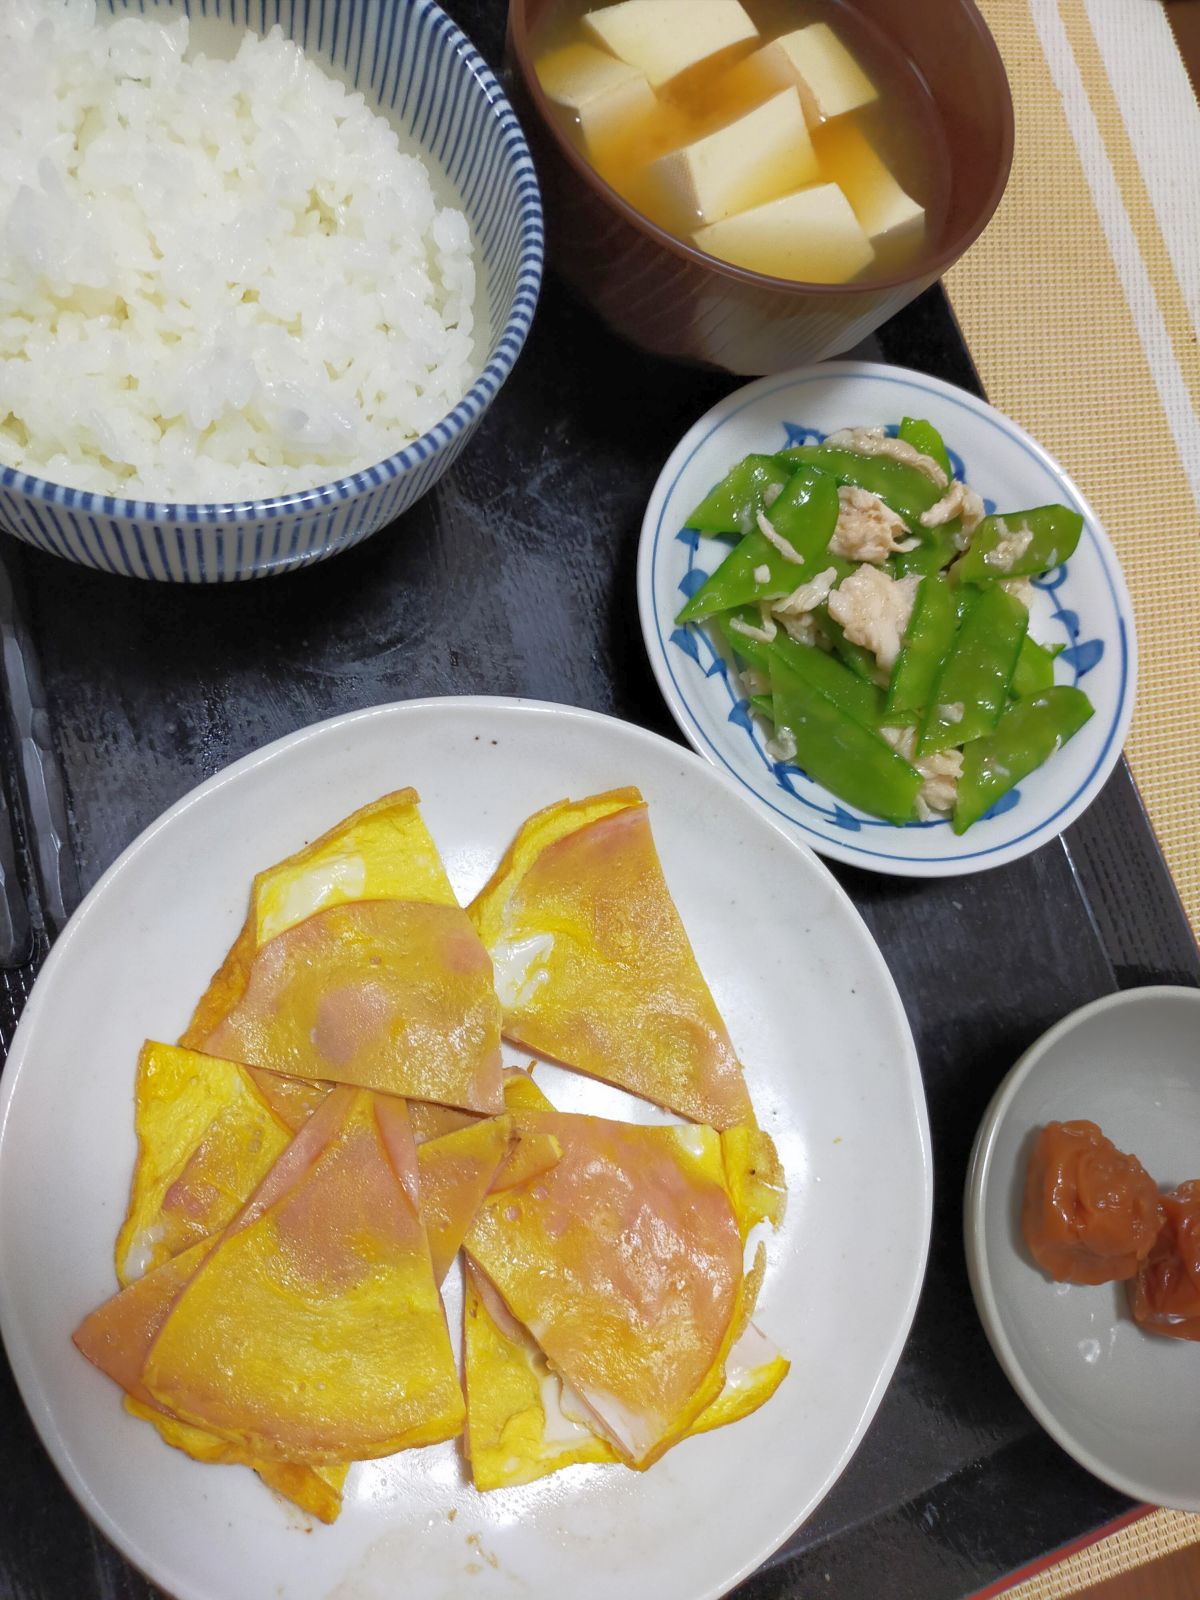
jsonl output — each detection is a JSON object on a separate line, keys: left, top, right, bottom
{"left": 74, "top": 787, "right": 787, "bottom": 1521}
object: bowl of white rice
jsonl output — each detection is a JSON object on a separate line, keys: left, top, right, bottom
{"left": 0, "top": 0, "right": 543, "bottom": 581}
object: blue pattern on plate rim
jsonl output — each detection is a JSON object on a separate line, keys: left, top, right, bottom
{"left": 0, "top": 0, "right": 544, "bottom": 582}
{"left": 652, "top": 370, "right": 1130, "bottom": 865}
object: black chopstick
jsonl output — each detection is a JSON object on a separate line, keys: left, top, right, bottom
{"left": 0, "top": 548, "right": 78, "bottom": 944}
{"left": 0, "top": 781, "right": 31, "bottom": 970}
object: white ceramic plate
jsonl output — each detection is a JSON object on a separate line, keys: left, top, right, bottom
{"left": 0, "top": 697, "right": 931, "bottom": 1600}
{"left": 965, "top": 986, "right": 1200, "bottom": 1509}
{"left": 637, "top": 361, "right": 1137, "bottom": 877}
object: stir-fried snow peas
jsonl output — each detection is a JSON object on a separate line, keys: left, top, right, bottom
{"left": 954, "top": 689, "right": 1094, "bottom": 834}
{"left": 885, "top": 574, "right": 957, "bottom": 720}
{"left": 678, "top": 467, "right": 839, "bottom": 623}
{"left": 918, "top": 585, "right": 1028, "bottom": 756}
{"left": 675, "top": 421, "right": 1095, "bottom": 831}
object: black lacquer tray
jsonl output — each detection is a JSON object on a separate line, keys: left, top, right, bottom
{"left": 1, "top": 10, "right": 1198, "bottom": 1591}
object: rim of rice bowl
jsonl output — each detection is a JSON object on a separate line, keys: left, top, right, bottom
{"left": 0, "top": 6, "right": 544, "bottom": 525}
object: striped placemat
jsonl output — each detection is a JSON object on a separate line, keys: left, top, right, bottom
{"left": 950, "top": 2, "right": 1200, "bottom": 1590}
{"left": 986, "top": 1508, "right": 1199, "bottom": 1598}
{"left": 946, "top": 0, "right": 1200, "bottom": 939}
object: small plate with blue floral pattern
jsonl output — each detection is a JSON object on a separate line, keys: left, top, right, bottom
{"left": 637, "top": 361, "right": 1137, "bottom": 878}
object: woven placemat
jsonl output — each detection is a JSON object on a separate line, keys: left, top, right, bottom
{"left": 945, "top": 0, "right": 1200, "bottom": 938}
{"left": 948, "top": 2, "right": 1200, "bottom": 1591}
{"left": 999, "top": 1509, "right": 1200, "bottom": 1598}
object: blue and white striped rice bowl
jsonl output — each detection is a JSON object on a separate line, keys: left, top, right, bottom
{"left": 0, "top": 0, "right": 543, "bottom": 582}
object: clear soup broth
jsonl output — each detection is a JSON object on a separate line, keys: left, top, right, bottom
{"left": 533, "top": 0, "right": 952, "bottom": 285}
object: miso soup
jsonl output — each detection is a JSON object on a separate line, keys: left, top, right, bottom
{"left": 533, "top": 0, "right": 951, "bottom": 284}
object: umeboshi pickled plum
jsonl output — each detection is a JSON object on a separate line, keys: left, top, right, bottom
{"left": 1128, "top": 1181, "right": 1200, "bottom": 1341}
{"left": 1022, "top": 1120, "right": 1162, "bottom": 1285}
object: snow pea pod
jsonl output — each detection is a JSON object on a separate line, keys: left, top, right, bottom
{"left": 889, "top": 419, "right": 958, "bottom": 573}
{"left": 683, "top": 454, "right": 796, "bottom": 536}
{"left": 714, "top": 613, "right": 774, "bottom": 678}
{"left": 898, "top": 416, "right": 952, "bottom": 482}
{"left": 676, "top": 531, "right": 799, "bottom": 623}
{"left": 718, "top": 612, "right": 884, "bottom": 730}
{"left": 919, "top": 585, "right": 1028, "bottom": 754}
{"left": 783, "top": 444, "right": 944, "bottom": 528}
{"left": 951, "top": 505, "right": 1083, "bottom": 584}
{"left": 774, "top": 630, "right": 883, "bottom": 729}
{"left": 756, "top": 463, "right": 840, "bottom": 561}
{"left": 770, "top": 662, "right": 922, "bottom": 824}
{"left": 1011, "top": 635, "right": 1063, "bottom": 698}
{"left": 891, "top": 520, "right": 961, "bottom": 579}
{"left": 886, "top": 575, "right": 957, "bottom": 718}
{"left": 677, "top": 467, "right": 839, "bottom": 621}
{"left": 953, "top": 687, "right": 1095, "bottom": 833}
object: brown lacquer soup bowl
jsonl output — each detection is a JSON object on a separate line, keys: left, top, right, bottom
{"left": 506, "top": 0, "right": 1013, "bottom": 374}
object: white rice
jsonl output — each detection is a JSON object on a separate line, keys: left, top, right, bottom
{"left": 0, "top": 1, "right": 478, "bottom": 502}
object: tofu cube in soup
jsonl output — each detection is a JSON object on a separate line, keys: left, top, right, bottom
{"left": 583, "top": 0, "right": 758, "bottom": 87}
{"left": 815, "top": 119, "right": 924, "bottom": 242}
{"left": 651, "top": 89, "right": 818, "bottom": 226}
{"left": 762, "top": 23, "right": 879, "bottom": 125}
{"left": 694, "top": 182, "right": 875, "bottom": 282}
{"left": 538, "top": 42, "right": 656, "bottom": 147}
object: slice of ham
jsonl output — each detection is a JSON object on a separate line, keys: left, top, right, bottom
{"left": 464, "top": 1108, "right": 743, "bottom": 1469}
{"left": 114, "top": 1041, "right": 295, "bottom": 1287}
{"left": 76, "top": 1091, "right": 386, "bottom": 1519}
{"left": 462, "top": 1261, "right": 786, "bottom": 1489}
{"left": 462, "top": 1261, "right": 619, "bottom": 1490}
{"left": 202, "top": 899, "right": 503, "bottom": 1113}
{"left": 371, "top": 1092, "right": 424, "bottom": 1215}
{"left": 488, "top": 1130, "right": 562, "bottom": 1193}
{"left": 76, "top": 1250, "right": 351, "bottom": 1520}
{"left": 116, "top": 1058, "right": 518, "bottom": 1299}
{"left": 415, "top": 1116, "right": 515, "bottom": 1285}
{"left": 227, "top": 1085, "right": 358, "bottom": 1234}
{"left": 75, "top": 1089, "right": 360, "bottom": 1404}
{"left": 244, "top": 1068, "right": 330, "bottom": 1133}
{"left": 78, "top": 1267, "right": 351, "bottom": 1524}
{"left": 407, "top": 1099, "right": 482, "bottom": 1144}
{"left": 180, "top": 788, "right": 458, "bottom": 1051}
{"left": 142, "top": 1089, "right": 463, "bottom": 1463}
{"left": 470, "top": 792, "right": 752, "bottom": 1129}
{"left": 75, "top": 1238, "right": 217, "bottom": 1407}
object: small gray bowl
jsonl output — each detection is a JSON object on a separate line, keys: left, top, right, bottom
{"left": 965, "top": 985, "right": 1200, "bottom": 1508}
